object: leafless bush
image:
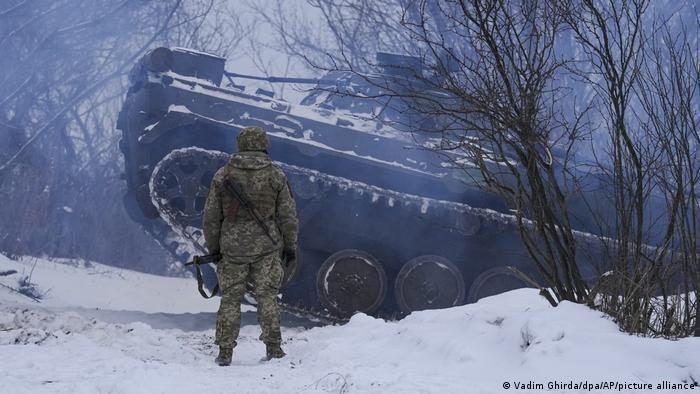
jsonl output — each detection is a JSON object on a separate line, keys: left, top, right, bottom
{"left": 564, "top": 0, "right": 699, "bottom": 337}
{"left": 633, "top": 18, "right": 699, "bottom": 338}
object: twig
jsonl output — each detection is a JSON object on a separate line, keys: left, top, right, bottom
{"left": 0, "top": 0, "right": 184, "bottom": 175}
{"left": 0, "top": 282, "right": 41, "bottom": 302}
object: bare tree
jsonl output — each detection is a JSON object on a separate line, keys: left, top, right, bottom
{"left": 0, "top": 0, "right": 246, "bottom": 272}
{"left": 635, "top": 20, "right": 700, "bottom": 337}
{"left": 561, "top": 0, "right": 655, "bottom": 334}
{"left": 408, "top": 0, "right": 593, "bottom": 305}
{"left": 563, "top": 0, "right": 700, "bottom": 337}
{"left": 248, "top": 0, "right": 413, "bottom": 73}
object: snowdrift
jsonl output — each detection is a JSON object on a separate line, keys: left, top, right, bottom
{"left": 1, "top": 255, "right": 699, "bottom": 393}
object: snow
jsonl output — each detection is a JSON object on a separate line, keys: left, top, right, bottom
{"left": 143, "top": 121, "right": 158, "bottom": 131}
{"left": 420, "top": 198, "right": 430, "bottom": 214}
{"left": 275, "top": 114, "right": 304, "bottom": 130}
{"left": 1, "top": 254, "right": 700, "bottom": 393}
{"left": 268, "top": 131, "right": 447, "bottom": 178}
{"left": 240, "top": 112, "right": 297, "bottom": 134}
{"left": 0, "top": 256, "right": 216, "bottom": 315}
{"left": 161, "top": 71, "right": 412, "bottom": 143}
{"left": 171, "top": 47, "right": 225, "bottom": 59}
{"left": 155, "top": 94, "right": 448, "bottom": 180}
{"left": 167, "top": 104, "right": 192, "bottom": 114}
{"left": 146, "top": 68, "right": 476, "bottom": 179}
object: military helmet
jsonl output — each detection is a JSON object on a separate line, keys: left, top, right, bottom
{"left": 237, "top": 126, "right": 270, "bottom": 152}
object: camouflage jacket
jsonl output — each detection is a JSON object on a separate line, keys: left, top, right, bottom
{"left": 203, "top": 151, "right": 299, "bottom": 260}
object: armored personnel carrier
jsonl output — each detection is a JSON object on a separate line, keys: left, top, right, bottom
{"left": 117, "top": 47, "right": 539, "bottom": 320}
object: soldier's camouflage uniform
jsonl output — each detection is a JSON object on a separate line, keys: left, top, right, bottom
{"left": 203, "top": 126, "right": 298, "bottom": 352}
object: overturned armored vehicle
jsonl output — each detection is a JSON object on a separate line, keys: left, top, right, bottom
{"left": 117, "top": 47, "right": 538, "bottom": 320}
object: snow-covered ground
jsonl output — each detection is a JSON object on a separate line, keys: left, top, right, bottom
{"left": 0, "top": 256, "right": 218, "bottom": 314}
{"left": 1, "top": 254, "right": 699, "bottom": 394}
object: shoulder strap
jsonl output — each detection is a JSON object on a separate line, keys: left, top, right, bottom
{"left": 195, "top": 261, "right": 219, "bottom": 299}
{"left": 222, "top": 178, "right": 278, "bottom": 245}
{"left": 185, "top": 255, "right": 220, "bottom": 299}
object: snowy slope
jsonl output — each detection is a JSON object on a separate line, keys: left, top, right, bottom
{"left": 1, "top": 254, "right": 699, "bottom": 394}
{"left": 0, "top": 255, "right": 217, "bottom": 314}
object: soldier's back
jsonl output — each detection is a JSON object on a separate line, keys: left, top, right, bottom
{"left": 213, "top": 151, "right": 286, "bottom": 260}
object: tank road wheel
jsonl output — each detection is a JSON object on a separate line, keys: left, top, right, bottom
{"left": 316, "top": 249, "right": 387, "bottom": 317}
{"left": 467, "top": 266, "right": 534, "bottom": 303}
{"left": 150, "top": 148, "right": 229, "bottom": 228}
{"left": 394, "top": 255, "right": 466, "bottom": 314}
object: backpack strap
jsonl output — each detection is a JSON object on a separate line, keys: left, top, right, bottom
{"left": 222, "top": 178, "right": 278, "bottom": 245}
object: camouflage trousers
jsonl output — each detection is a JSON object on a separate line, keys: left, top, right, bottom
{"left": 215, "top": 252, "right": 284, "bottom": 349}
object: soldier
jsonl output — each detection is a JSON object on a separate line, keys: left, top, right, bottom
{"left": 202, "top": 126, "right": 299, "bottom": 366}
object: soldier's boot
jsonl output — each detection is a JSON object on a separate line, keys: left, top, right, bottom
{"left": 265, "top": 344, "right": 285, "bottom": 360}
{"left": 215, "top": 347, "right": 233, "bottom": 366}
